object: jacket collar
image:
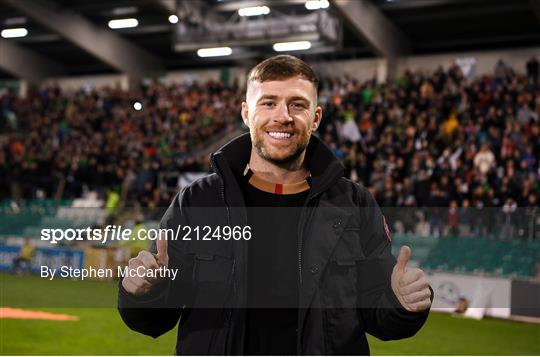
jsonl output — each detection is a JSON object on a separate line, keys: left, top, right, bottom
{"left": 210, "top": 132, "right": 344, "bottom": 198}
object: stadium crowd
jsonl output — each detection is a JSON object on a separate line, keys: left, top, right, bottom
{"left": 0, "top": 79, "right": 242, "bottom": 206}
{"left": 0, "top": 59, "right": 538, "bottom": 239}
{"left": 317, "top": 59, "right": 539, "bottom": 239}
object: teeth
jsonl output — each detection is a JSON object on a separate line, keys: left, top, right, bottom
{"left": 268, "top": 132, "right": 291, "bottom": 139}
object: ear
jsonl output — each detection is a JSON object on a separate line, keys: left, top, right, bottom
{"left": 241, "top": 101, "right": 249, "bottom": 127}
{"left": 312, "top": 105, "right": 323, "bottom": 132}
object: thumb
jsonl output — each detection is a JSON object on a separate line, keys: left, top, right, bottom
{"left": 156, "top": 231, "right": 168, "bottom": 267}
{"left": 395, "top": 245, "right": 411, "bottom": 273}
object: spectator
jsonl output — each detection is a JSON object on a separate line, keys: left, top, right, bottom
{"left": 415, "top": 211, "right": 431, "bottom": 237}
{"left": 501, "top": 198, "right": 518, "bottom": 240}
{"left": 526, "top": 56, "right": 539, "bottom": 86}
{"left": 454, "top": 297, "right": 469, "bottom": 315}
{"left": 447, "top": 200, "right": 459, "bottom": 236}
{"left": 494, "top": 59, "right": 514, "bottom": 81}
{"left": 473, "top": 143, "right": 495, "bottom": 175}
{"left": 12, "top": 238, "right": 36, "bottom": 274}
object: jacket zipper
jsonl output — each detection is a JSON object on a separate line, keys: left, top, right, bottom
{"left": 212, "top": 157, "right": 231, "bottom": 226}
{"left": 223, "top": 177, "right": 234, "bottom": 354}
{"left": 297, "top": 193, "right": 321, "bottom": 286}
{"left": 211, "top": 155, "right": 249, "bottom": 355}
{"left": 298, "top": 208, "right": 306, "bottom": 286}
{"left": 210, "top": 156, "right": 234, "bottom": 354}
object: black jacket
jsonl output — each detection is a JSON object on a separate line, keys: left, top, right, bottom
{"left": 118, "top": 133, "right": 430, "bottom": 355}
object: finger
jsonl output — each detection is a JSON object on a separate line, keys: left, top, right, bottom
{"left": 395, "top": 246, "right": 411, "bottom": 273}
{"left": 399, "top": 274, "right": 429, "bottom": 294}
{"left": 137, "top": 251, "right": 159, "bottom": 270}
{"left": 402, "top": 288, "right": 431, "bottom": 304}
{"left": 399, "top": 268, "right": 425, "bottom": 287}
{"left": 123, "top": 276, "right": 151, "bottom": 295}
{"left": 156, "top": 230, "right": 169, "bottom": 267}
{"left": 409, "top": 299, "right": 432, "bottom": 312}
{"left": 122, "top": 277, "right": 136, "bottom": 294}
{"left": 132, "top": 275, "right": 153, "bottom": 289}
{"left": 130, "top": 256, "right": 163, "bottom": 284}
{"left": 127, "top": 259, "right": 154, "bottom": 283}
{"left": 130, "top": 277, "right": 151, "bottom": 292}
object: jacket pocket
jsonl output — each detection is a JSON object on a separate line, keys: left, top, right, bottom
{"left": 193, "top": 254, "right": 232, "bottom": 281}
{"left": 321, "top": 257, "right": 358, "bottom": 309}
{"left": 319, "top": 231, "right": 365, "bottom": 355}
{"left": 319, "top": 253, "right": 360, "bottom": 355}
{"left": 320, "top": 228, "right": 365, "bottom": 309}
{"left": 192, "top": 253, "right": 235, "bottom": 309}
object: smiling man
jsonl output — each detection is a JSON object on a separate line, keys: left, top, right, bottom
{"left": 118, "top": 55, "right": 432, "bottom": 355}
{"left": 244, "top": 71, "right": 321, "bottom": 174}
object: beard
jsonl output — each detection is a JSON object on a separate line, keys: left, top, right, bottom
{"left": 251, "top": 126, "right": 311, "bottom": 167}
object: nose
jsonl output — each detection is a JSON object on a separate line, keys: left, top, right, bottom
{"left": 273, "top": 102, "right": 293, "bottom": 124}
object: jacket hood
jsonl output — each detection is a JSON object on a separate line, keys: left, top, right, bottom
{"left": 210, "top": 132, "right": 344, "bottom": 196}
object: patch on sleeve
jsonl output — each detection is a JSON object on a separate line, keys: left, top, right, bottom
{"left": 382, "top": 215, "right": 392, "bottom": 242}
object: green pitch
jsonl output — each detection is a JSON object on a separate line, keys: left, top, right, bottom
{"left": 1, "top": 273, "right": 539, "bottom": 355}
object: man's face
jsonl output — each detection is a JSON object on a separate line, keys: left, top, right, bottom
{"left": 241, "top": 76, "right": 322, "bottom": 166}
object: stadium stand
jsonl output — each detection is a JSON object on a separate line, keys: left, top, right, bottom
{"left": 2, "top": 64, "right": 538, "bottom": 217}
{"left": 0, "top": 79, "right": 243, "bottom": 203}
{"left": 2, "top": 65, "right": 538, "bottom": 207}
{"left": 0, "top": 62, "right": 538, "bottom": 278}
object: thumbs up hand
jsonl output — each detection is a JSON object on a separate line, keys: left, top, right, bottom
{"left": 155, "top": 231, "right": 169, "bottom": 267}
{"left": 122, "top": 231, "right": 169, "bottom": 296}
{"left": 391, "top": 246, "right": 431, "bottom": 312}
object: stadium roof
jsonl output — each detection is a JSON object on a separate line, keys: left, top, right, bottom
{"left": 0, "top": 0, "right": 539, "bottom": 80}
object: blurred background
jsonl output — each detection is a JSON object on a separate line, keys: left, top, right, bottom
{"left": 0, "top": 0, "right": 539, "bottom": 355}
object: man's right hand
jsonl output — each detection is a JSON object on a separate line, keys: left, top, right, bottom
{"left": 121, "top": 232, "right": 169, "bottom": 296}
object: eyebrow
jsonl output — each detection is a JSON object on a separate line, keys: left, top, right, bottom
{"left": 256, "top": 95, "right": 311, "bottom": 104}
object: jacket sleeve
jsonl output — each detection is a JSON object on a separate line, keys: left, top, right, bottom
{"left": 356, "top": 188, "right": 432, "bottom": 341}
{"left": 117, "top": 187, "right": 194, "bottom": 338}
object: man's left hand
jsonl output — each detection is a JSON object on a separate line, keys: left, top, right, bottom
{"left": 391, "top": 246, "right": 432, "bottom": 312}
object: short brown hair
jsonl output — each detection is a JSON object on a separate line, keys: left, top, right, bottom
{"left": 247, "top": 55, "right": 319, "bottom": 89}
